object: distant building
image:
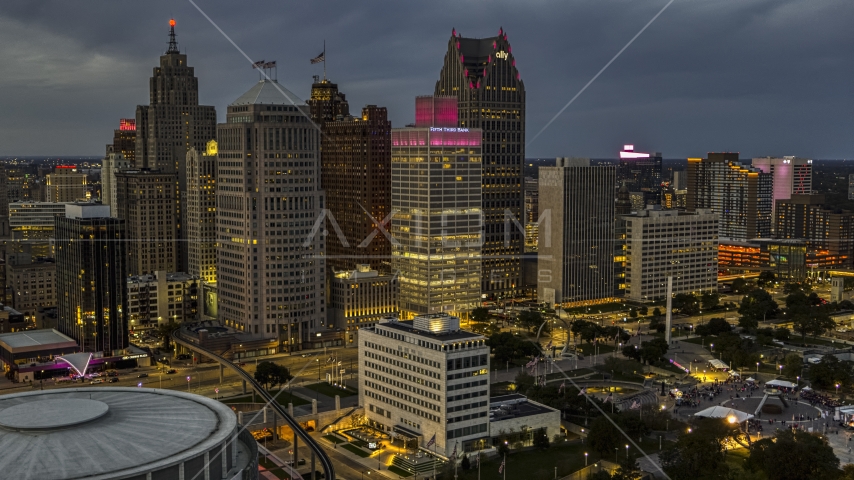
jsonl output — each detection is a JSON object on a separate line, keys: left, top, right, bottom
{"left": 0, "top": 303, "right": 26, "bottom": 334}
{"left": 391, "top": 96, "right": 482, "bottom": 319}
{"left": 108, "top": 118, "right": 137, "bottom": 166}
{"left": 6, "top": 253, "right": 55, "bottom": 323}
{"left": 55, "top": 204, "right": 128, "bottom": 354}
{"left": 622, "top": 207, "right": 718, "bottom": 302}
{"left": 849, "top": 174, "right": 854, "bottom": 201}
{"left": 752, "top": 156, "right": 812, "bottom": 230}
{"left": 127, "top": 271, "right": 200, "bottom": 330}
{"left": 687, "top": 153, "right": 772, "bottom": 240}
{"left": 186, "top": 142, "right": 218, "bottom": 284}
{"left": 776, "top": 194, "right": 854, "bottom": 269}
{"left": 672, "top": 170, "right": 687, "bottom": 190}
{"left": 618, "top": 145, "right": 662, "bottom": 207}
{"left": 45, "top": 166, "right": 87, "bottom": 203}
{"left": 358, "top": 315, "right": 490, "bottom": 457}
{"left": 101, "top": 152, "right": 130, "bottom": 217}
{"left": 436, "top": 27, "right": 526, "bottom": 300}
{"left": 329, "top": 265, "right": 398, "bottom": 345}
{"left": 115, "top": 169, "right": 178, "bottom": 276}
{"left": 8, "top": 201, "right": 66, "bottom": 241}
{"left": 307, "top": 77, "right": 350, "bottom": 125}
{"left": 524, "top": 177, "right": 539, "bottom": 252}
{"left": 538, "top": 158, "right": 616, "bottom": 306}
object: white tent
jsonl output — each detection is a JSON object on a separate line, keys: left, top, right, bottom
{"left": 766, "top": 379, "right": 797, "bottom": 389}
{"left": 745, "top": 377, "right": 756, "bottom": 383}
{"left": 694, "top": 406, "right": 754, "bottom": 423}
{"left": 708, "top": 359, "right": 730, "bottom": 370}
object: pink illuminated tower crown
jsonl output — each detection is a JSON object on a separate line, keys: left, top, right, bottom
{"left": 415, "top": 95, "right": 458, "bottom": 128}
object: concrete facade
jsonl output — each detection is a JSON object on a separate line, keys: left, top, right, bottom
{"left": 328, "top": 265, "right": 398, "bottom": 345}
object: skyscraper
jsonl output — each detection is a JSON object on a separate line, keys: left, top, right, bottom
{"left": 391, "top": 96, "right": 482, "bottom": 319}
{"left": 45, "top": 166, "right": 87, "bottom": 203}
{"left": 136, "top": 19, "right": 216, "bottom": 272}
{"left": 435, "top": 27, "right": 525, "bottom": 300}
{"left": 108, "top": 118, "right": 137, "bottom": 165}
{"left": 320, "top": 105, "right": 392, "bottom": 272}
{"left": 687, "top": 153, "right": 772, "bottom": 241}
{"left": 216, "top": 78, "right": 326, "bottom": 349}
{"left": 776, "top": 194, "right": 854, "bottom": 268}
{"left": 618, "top": 145, "right": 663, "bottom": 207}
{"left": 114, "top": 169, "right": 178, "bottom": 275}
{"left": 307, "top": 76, "right": 350, "bottom": 125}
{"left": 101, "top": 152, "right": 130, "bottom": 217}
{"left": 538, "top": 158, "right": 616, "bottom": 306}
{"left": 55, "top": 204, "right": 127, "bottom": 354}
{"left": 187, "top": 141, "right": 218, "bottom": 283}
{"left": 751, "top": 156, "right": 812, "bottom": 229}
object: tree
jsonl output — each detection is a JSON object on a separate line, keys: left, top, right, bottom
{"left": 648, "top": 316, "right": 666, "bottom": 333}
{"left": 808, "top": 355, "right": 851, "bottom": 390}
{"left": 700, "top": 291, "right": 720, "bottom": 310}
{"left": 791, "top": 308, "right": 835, "bottom": 344}
{"left": 705, "top": 317, "right": 731, "bottom": 335}
{"left": 673, "top": 293, "right": 700, "bottom": 316}
{"left": 638, "top": 305, "right": 649, "bottom": 316}
{"left": 732, "top": 278, "right": 751, "bottom": 294}
{"left": 588, "top": 415, "right": 621, "bottom": 457}
{"left": 738, "top": 289, "right": 778, "bottom": 326}
{"left": 497, "top": 441, "right": 510, "bottom": 457}
{"left": 519, "top": 310, "right": 544, "bottom": 333}
{"left": 783, "top": 282, "right": 811, "bottom": 294}
{"left": 157, "top": 320, "right": 181, "bottom": 351}
{"left": 774, "top": 327, "right": 791, "bottom": 341}
{"left": 254, "top": 361, "right": 293, "bottom": 390}
{"left": 745, "top": 429, "right": 839, "bottom": 480}
{"left": 488, "top": 332, "right": 540, "bottom": 365}
{"left": 652, "top": 307, "right": 662, "bottom": 317}
{"left": 639, "top": 338, "right": 669, "bottom": 365}
{"left": 623, "top": 344, "right": 641, "bottom": 361}
{"left": 532, "top": 430, "right": 550, "bottom": 450}
{"left": 460, "top": 455, "right": 470, "bottom": 470}
{"left": 782, "top": 353, "right": 802, "bottom": 379}
{"left": 471, "top": 307, "right": 490, "bottom": 323}
{"left": 629, "top": 308, "right": 638, "bottom": 319}
{"left": 840, "top": 300, "right": 854, "bottom": 311}
{"left": 757, "top": 270, "right": 776, "bottom": 287}
{"left": 659, "top": 418, "right": 735, "bottom": 480}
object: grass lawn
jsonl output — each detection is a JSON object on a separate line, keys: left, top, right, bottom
{"left": 562, "top": 302, "right": 630, "bottom": 314}
{"left": 576, "top": 343, "right": 616, "bottom": 355}
{"left": 303, "top": 382, "right": 358, "bottom": 398}
{"left": 223, "top": 389, "right": 310, "bottom": 407}
{"left": 388, "top": 465, "right": 413, "bottom": 477}
{"left": 341, "top": 443, "right": 371, "bottom": 458}
{"left": 452, "top": 443, "right": 596, "bottom": 479}
{"left": 323, "top": 434, "right": 346, "bottom": 444}
{"left": 593, "top": 366, "right": 645, "bottom": 383}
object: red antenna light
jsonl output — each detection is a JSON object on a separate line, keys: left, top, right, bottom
{"left": 169, "top": 19, "right": 176, "bottom": 27}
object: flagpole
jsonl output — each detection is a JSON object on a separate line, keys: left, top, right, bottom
{"left": 323, "top": 40, "right": 327, "bottom": 80}
{"left": 478, "top": 452, "right": 480, "bottom": 480}
{"left": 503, "top": 453, "right": 506, "bottom": 480}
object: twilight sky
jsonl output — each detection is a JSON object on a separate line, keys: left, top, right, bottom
{"left": 0, "top": 0, "right": 850, "bottom": 159}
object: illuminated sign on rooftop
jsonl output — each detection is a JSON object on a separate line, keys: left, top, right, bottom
{"left": 430, "top": 127, "right": 470, "bottom": 133}
{"left": 620, "top": 144, "right": 651, "bottom": 159}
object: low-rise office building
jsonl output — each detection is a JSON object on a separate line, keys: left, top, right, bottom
{"left": 329, "top": 265, "right": 398, "bottom": 345}
{"left": 127, "top": 271, "right": 201, "bottom": 331}
{"left": 6, "top": 254, "right": 55, "bottom": 323}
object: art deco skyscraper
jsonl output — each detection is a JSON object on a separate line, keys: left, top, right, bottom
{"left": 136, "top": 20, "right": 216, "bottom": 272}
{"left": 187, "top": 141, "right": 218, "bottom": 283}
{"left": 55, "top": 204, "right": 127, "bottom": 354}
{"left": 216, "top": 79, "right": 326, "bottom": 349}
{"left": 320, "top": 105, "right": 391, "bottom": 272}
{"left": 435, "top": 27, "right": 525, "bottom": 300}
{"left": 307, "top": 77, "right": 350, "bottom": 125}
{"left": 391, "top": 96, "right": 482, "bottom": 319}
{"left": 114, "top": 169, "right": 178, "bottom": 275}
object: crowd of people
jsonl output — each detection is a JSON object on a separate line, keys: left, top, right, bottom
{"left": 801, "top": 388, "right": 843, "bottom": 408}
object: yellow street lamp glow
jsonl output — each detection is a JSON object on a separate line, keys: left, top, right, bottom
{"left": 727, "top": 415, "right": 737, "bottom": 424}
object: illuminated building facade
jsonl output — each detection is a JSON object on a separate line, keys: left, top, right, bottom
{"left": 618, "top": 145, "right": 663, "bottom": 207}
{"left": 687, "top": 153, "right": 772, "bottom": 240}
{"left": 114, "top": 169, "right": 178, "bottom": 276}
{"left": 127, "top": 271, "right": 200, "bottom": 330}
{"left": 108, "top": 118, "right": 137, "bottom": 166}
{"left": 328, "top": 265, "right": 398, "bottom": 344}
{"left": 9, "top": 201, "right": 67, "bottom": 241}
{"left": 136, "top": 20, "right": 217, "bottom": 272}
{"left": 6, "top": 254, "right": 56, "bottom": 324}
{"left": 358, "top": 315, "right": 490, "bottom": 457}
{"left": 776, "top": 194, "right": 854, "bottom": 268}
{"left": 538, "top": 158, "right": 616, "bottom": 306}
{"left": 55, "top": 204, "right": 128, "bottom": 354}
{"left": 524, "top": 177, "right": 539, "bottom": 252}
{"left": 435, "top": 28, "right": 525, "bottom": 299}
{"left": 751, "top": 156, "right": 812, "bottom": 230}
{"left": 101, "top": 152, "right": 130, "bottom": 217}
{"left": 320, "top": 105, "right": 392, "bottom": 272}
{"left": 391, "top": 96, "right": 482, "bottom": 319}
{"left": 187, "top": 141, "right": 218, "bottom": 283}
{"left": 45, "top": 166, "right": 87, "bottom": 203}
{"left": 216, "top": 79, "right": 326, "bottom": 349}
{"left": 622, "top": 208, "right": 718, "bottom": 302}
{"left": 307, "top": 77, "right": 350, "bottom": 125}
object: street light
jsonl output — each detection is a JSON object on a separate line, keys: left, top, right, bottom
{"left": 779, "top": 365, "right": 783, "bottom": 376}
{"left": 187, "top": 376, "right": 191, "bottom": 392}
{"left": 756, "top": 362, "right": 759, "bottom": 374}
{"left": 625, "top": 444, "right": 629, "bottom": 460}
{"left": 837, "top": 384, "right": 840, "bottom": 397}
{"left": 584, "top": 452, "right": 588, "bottom": 466}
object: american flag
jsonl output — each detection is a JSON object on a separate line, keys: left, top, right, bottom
{"left": 604, "top": 392, "right": 613, "bottom": 403}
{"left": 545, "top": 340, "right": 552, "bottom": 349}
{"left": 263, "top": 61, "right": 276, "bottom": 68}
{"left": 475, "top": 453, "right": 479, "bottom": 468}
{"left": 426, "top": 433, "right": 436, "bottom": 448}
{"left": 559, "top": 381, "right": 566, "bottom": 393}
{"left": 630, "top": 400, "right": 641, "bottom": 410}
{"left": 251, "top": 60, "right": 265, "bottom": 69}
{"left": 451, "top": 443, "right": 457, "bottom": 461}
{"left": 578, "top": 387, "right": 587, "bottom": 396}
{"left": 498, "top": 457, "right": 505, "bottom": 474}
{"left": 310, "top": 51, "right": 325, "bottom": 64}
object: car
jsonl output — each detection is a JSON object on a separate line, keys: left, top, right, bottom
{"left": 166, "top": 369, "right": 177, "bottom": 374}
{"left": 108, "top": 377, "right": 119, "bottom": 383}
{"left": 137, "top": 373, "right": 149, "bottom": 378}
{"left": 177, "top": 354, "right": 191, "bottom": 360}
{"left": 235, "top": 362, "right": 247, "bottom": 367}
{"left": 90, "top": 379, "right": 103, "bottom": 384}
{"left": 106, "top": 371, "right": 118, "bottom": 377}
{"left": 90, "top": 372, "right": 102, "bottom": 377}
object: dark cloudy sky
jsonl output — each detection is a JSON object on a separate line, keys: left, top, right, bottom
{"left": 0, "top": 0, "right": 850, "bottom": 159}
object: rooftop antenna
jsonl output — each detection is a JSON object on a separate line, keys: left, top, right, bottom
{"left": 166, "top": 19, "right": 179, "bottom": 54}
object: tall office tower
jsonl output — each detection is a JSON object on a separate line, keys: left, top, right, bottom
{"left": 6, "top": 253, "right": 56, "bottom": 323}
{"left": 614, "top": 184, "right": 632, "bottom": 297}
{"left": 618, "top": 145, "right": 663, "bottom": 207}
{"left": 751, "top": 156, "right": 812, "bottom": 228}
{"left": 687, "top": 153, "right": 772, "bottom": 240}
{"left": 55, "top": 204, "right": 127, "bottom": 354}
{"left": 320, "top": 105, "right": 391, "bottom": 272}
{"left": 216, "top": 79, "right": 326, "bottom": 348}
{"left": 0, "top": 164, "right": 7, "bottom": 218}
{"left": 45, "top": 166, "right": 87, "bottom": 203}
{"left": 524, "top": 177, "right": 539, "bottom": 252}
{"left": 101, "top": 152, "right": 130, "bottom": 216}
{"left": 623, "top": 208, "right": 719, "bottom": 301}
{"left": 114, "top": 169, "right": 178, "bottom": 275}
{"left": 307, "top": 76, "right": 350, "bottom": 125}
{"left": 358, "top": 314, "right": 490, "bottom": 457}
{"left": 849, "top": 174, "right": 854, "bottom": 201}
{"left": 8, "top": 201, "right": 67, "bottom": 242}
{"left": 136, "top": 20, "right": 216, "bottom": 272}
{"left": 661, "top": 185, "right": 676, "bottom": 209}
{"left": 777, "top": 194, "right": 854, "bottom": 267}
{"left": 672, "top": 170, "right": 687, "bottom": 190}
{"left": 435, "top": 27, "right": 525, "bottom": 299}
{"left": 538, "top": 158, "right": 616, "bottom": 306}
{"left": 391, "top": 96, "right": 483, "bottom": 319}
{"left": 187, "top": 141, "right": 218, "bottom": 283}
{"left": 109, "top": 119, "right": 137, "bottom": 165}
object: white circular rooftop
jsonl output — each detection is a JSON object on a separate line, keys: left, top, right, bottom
{"left": 0, "top": 398, "right": 109, "bottom": 430}
{"left": 0, "top": 387, "right": 238, "bottom": 480}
